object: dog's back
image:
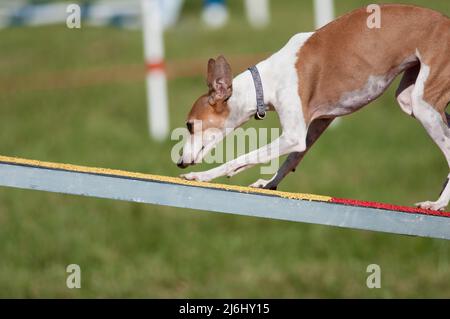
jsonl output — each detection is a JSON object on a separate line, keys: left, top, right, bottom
{"left": 295, "top": 4, "right": 450, "bottom": 122}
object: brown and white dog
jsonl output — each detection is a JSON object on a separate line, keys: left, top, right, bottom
{"left": 177, "top": 4, "right": 450, "bottom": 211}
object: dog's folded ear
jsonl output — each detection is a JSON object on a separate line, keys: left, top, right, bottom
{"left": 206, "top": 55, "right": 233, "bottom": 106}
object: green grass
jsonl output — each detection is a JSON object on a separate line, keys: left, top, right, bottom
{"left": 0, "top": 0, "right": 449, "bottom": 297}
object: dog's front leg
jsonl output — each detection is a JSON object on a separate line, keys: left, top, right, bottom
{"left": 249, "top": 152, "right": 303, "bottom": 189}
{"left": 250, "top": 118, "right": 334, "bottom": 189}
{"left": 181, "top": 134, "right": 304, "bottom": 182}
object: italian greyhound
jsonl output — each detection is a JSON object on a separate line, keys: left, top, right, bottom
{"left": 177, "top": 4, "right": 450, "bottom": 211}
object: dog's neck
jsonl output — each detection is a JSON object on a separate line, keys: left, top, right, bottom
{"left": 225, "top": 32, "right": 315, "bottom": 129}
{"left": 225, "top": 61, "right": 275, "bottom": 128}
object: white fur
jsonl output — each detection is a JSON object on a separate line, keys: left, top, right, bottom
{"left": 396, "top": 85, "right": 414, "bottom": 116}
{"left": 411, "top": 50, "right": 450, "bottom": 211}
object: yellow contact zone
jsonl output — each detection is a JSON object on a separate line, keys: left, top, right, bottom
{"left": 0, "top": 155, "right": 332, "bottom": 202}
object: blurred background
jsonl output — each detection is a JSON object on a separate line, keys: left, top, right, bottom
{"left": 0, "top": 0, "right": 449, "bottom": 297}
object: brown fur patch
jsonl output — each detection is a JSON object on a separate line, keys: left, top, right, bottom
{"left": 296, "top": 4, "right": 450, "bottom": 124}
{"left": 187, "top": 94, "right": 230, "bottom": 131}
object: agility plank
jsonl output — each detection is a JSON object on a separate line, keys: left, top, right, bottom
{"left": 0, "top": 155, "right": 449, "bottom": 240}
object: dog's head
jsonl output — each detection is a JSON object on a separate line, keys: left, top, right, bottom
{"left": 177, "top": 56, "right": 233, "bottom": 168}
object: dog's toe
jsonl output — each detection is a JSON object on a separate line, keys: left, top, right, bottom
{"left": 249, "top": 179, "right": 277, "bottom": 190}
{"left": 249, "top": 179, "right": 270, "bottom": 188}
{"left": 415, "top": 200, "right": 446, "bottom": 211}
{"left": 180, "top": 173, "right": 199, "bottom": 181}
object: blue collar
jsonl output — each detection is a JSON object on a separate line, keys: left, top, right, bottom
{"left": 248, "top": 66, "right": 267, "bottom": 120}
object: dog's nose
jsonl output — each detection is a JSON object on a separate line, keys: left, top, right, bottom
{"left": 177, "top": 158, "right": 189, "bottom": 169}
{"left": 186, "top": 121, "right": 194, "bottom": 134}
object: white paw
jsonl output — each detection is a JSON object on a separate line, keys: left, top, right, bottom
{"left": 180, "top": 172, "right": 213, "bottom": 182}
{"left": 415, "top": 200, "right": 447, "bottom": 211}
{"left": 249, "top": 178, "right": 277, "bottom": 190}
{"left": 249, "top": 179, "right": 270, "bottom": 188}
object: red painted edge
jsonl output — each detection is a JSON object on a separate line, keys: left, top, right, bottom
{"left": 146, "top": 61, "right": 166, "bottom": 73}
{"left": 330, "top": 197, "right": 450, "bottom": 218}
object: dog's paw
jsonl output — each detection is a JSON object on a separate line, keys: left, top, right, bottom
{"left": 180, "top": 172, "right": 212, "bottom": 182}
{"left": 249, "top": 179, "right": 277, "bottom": 190}
{"left": 249, "top": 179, "right": 270, "bottom": 188}
{"left": 415, "top": 200, "right": 447, "bottom": 211}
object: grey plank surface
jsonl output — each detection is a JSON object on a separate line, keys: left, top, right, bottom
{"left": 0, "top": 162, "right": 449, "bottom": 240}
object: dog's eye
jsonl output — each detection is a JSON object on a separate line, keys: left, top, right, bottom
{"left": 186, "top": 121, "right": 194, "bottom": 134}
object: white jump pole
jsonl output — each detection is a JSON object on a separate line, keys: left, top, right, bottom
{"left": 244, "top": 0, "right": 270, "bottom": 29}
{"left": 141, "top": 0, "right": 169, "bottom": 141}
{"left": 313, "top": 0, "right": 334, "bottom": 29}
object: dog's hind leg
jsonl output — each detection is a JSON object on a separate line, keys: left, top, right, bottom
{"left": 396, "top": 65, "right": 420, "bottom": 116}
{"left": 250, "top": 118, "right": 333, "bottom": 189}
{"left": 410, "top": 59, "right": 450, "bottom": 211}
